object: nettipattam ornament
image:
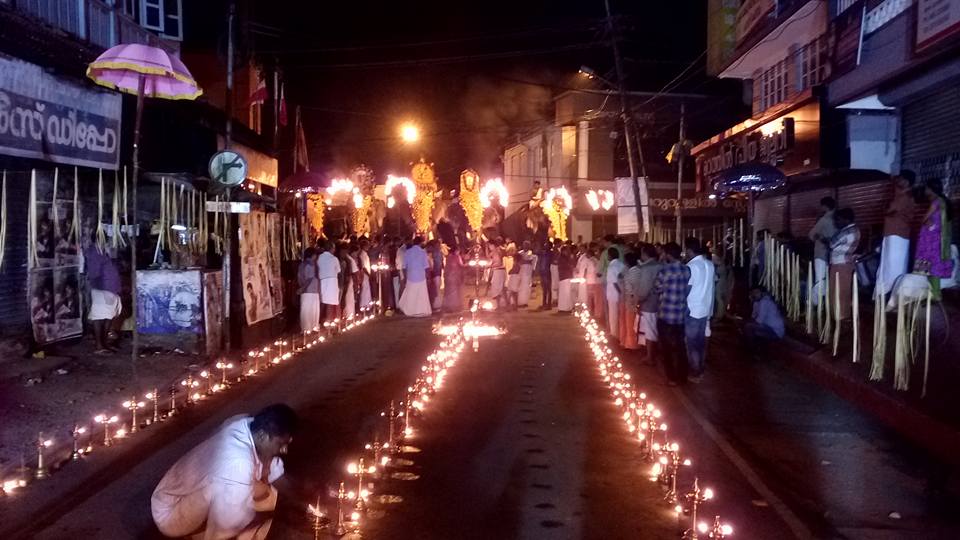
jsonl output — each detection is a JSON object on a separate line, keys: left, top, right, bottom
{"left": 459, "top": 169, "right": 482, "bottom": 233}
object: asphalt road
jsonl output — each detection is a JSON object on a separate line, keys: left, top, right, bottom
{"left": 5, "top": 309, "right": 960, "bottom": 539}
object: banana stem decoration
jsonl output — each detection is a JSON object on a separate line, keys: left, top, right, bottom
{"left": 96, "top": 169, "right": 108, "bottom": 253}
{"left": 805, "top": 261, "right": 813, "bottom": 334}
{"left": 28, "top": 169, "right": 38, "bottom": 268}
{"left": 923, "top": 290, "right": 931, "bottom": 398}
{"left": 0, "top": 170, "right": 7, "bottom": 271}
{"left": 52, "top": 168, "right": 59, "bottom": 234}
{"left": 852, "top": 272, "right": 860, "bottom": 364}
{"left": 112, "top": 171, "right": 127, "bottom": 249}
{"left": 832, "top": 271, "right": 841, "bottom": 357}
{"left": 870, "top": 281, "right": 886, "bottom": 381}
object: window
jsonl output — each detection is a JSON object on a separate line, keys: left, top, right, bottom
{"left": 796, "top": 35, "right": 828, "bottom": 91}
{"left": 141, "top": 0, "right": 162, "bottom": 30}
{"left": 138, "top": 0, "right": 182, "bottom": 39}
{"left": 760, "top": 59, "right": 788, "bottom": 111}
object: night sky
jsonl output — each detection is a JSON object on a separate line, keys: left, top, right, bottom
{"left": 188, "top": 1, "right": 720, "bottom": 187}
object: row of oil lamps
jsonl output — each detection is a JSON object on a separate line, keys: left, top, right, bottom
{"left": 308, "top": 324, "right": 469, "bottom": 537}
{"left": 576, "top": 305, "right": 734, "bottom": 540}
{"left": 0, "top": 305, "right": 380, "bottom": 499}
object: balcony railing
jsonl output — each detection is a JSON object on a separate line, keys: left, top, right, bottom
{"left": 10, "top": 0, "right": 179, "bottom": 55}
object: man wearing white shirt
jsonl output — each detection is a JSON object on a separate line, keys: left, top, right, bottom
{"left": 605, "top": 247, "right": 625, "bottom": 338}
{"left": 152, "top": 404, "right": 297, "bottom": 540}
{"left": 684, "top": 238, "right": 715, "bottom": 383}
{"left": 398, "top": 236, "right": 432, "bottom": 317}
{"left": 315, "top": 241, "right": 341, "bottom": 325}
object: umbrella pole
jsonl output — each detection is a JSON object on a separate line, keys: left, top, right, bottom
{"left": 130, "top": 75, "right": 145, "bottom": 380}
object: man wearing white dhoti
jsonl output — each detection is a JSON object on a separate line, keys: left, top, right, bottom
{"left": 298, "top": 248, "right": 320, "bottom": 333}
{"left": 342, "top": 247, "right": 359, "bottom": 320}
{"left": 394, "top": 241, "right": 407, "bottom": 307}
{"left": 316, "top": 242, "right": 341, "bottom": 324}
{"left": 358, "top": 239, "right": 373, "bottom": 310}
{"left": 877, "top": 174, "right": 914, "bottom": 295}
{"left": 517, "top": 242, "right": 536, "bottom": 307}
{"left": 399, "top": 237, "right": 432, "bottom": 317}
{"left": 152, "top": 404, "right": 297, "bottom": 540}
{"left": 808, "top": 197, "right": 836, "bottom": 304}
{"left": 487, "top": 240, "right": 506, "bottom": 306}
{"left": 606, "top": 247, "right": 624, "bottom": 337}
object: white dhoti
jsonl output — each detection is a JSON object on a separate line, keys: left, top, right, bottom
{"left": 812, "top": 258, "right": 828, "bottom": 305}
{"left": 399, "top": 280, "right": 432, "bottom": 317}
{"left": 299, "top": 293, "right": 320, "bottom": 333}
{"left": 320, "top": 278, "right": 340, "bottom": 306}
{"left": 488, "top": 268, "right": 506, "bottom": 299}
{"left": 360, "top": 276, "right": 372, "bottom": 309}
{"left": 638, "top": 311, "right": 658, "bottom": 344}
{"left": 343, "top": 281, "right": 356, "bottom": 320}
{"left": 557, "top": 279, "right": 573, "bottom": 311}
{"left": 518, "top": 267, "right": 533, "bottom": 306}
{"left": 507, "top": 273, "right": 521, "bottom": 293}
{"left": 89, "top": 289, "right": 121, "bottom": 321}
{"left": 877, "top": 235, "right": 909, "bottom": 295}
{"left": 607, "top": 296, "right": 620, "bottom": 337}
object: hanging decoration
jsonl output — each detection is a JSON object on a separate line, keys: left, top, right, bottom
{"left": 411, "top": 159, "right": 436, "bottom": 235}
{"left": 541, "top": 186, "right": 571, "bottom": 241}
{"left": 112, "top": 171, "right": 127, "bottom": 249}
{"left": 459, "top": 169, "right": 482, "bottom": 233}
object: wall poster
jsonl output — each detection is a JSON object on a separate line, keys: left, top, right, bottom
{"left": 203, "top": 271, "right": 223, "bottom": 355}
{"left": 238, "top": 211, "right": 276, "bottom": 324}
{"left": 29, "top": 180, "right": 83, "bottom": 345}
{"left": 136, "top": 269, "right": 203, "bottom": 334}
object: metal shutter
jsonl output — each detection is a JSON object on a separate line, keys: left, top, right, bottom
{"left": 754, "top": 194, "right": 787, "bottom": 234}
{"left": 901, "top": 85, "right": 960, "bottom": 197}
{"left": 0, "top": 170, "right": 31, "bottom": 335}
{"left": 837, "top": 180, "right": 889, "bottom": 230}
{"left": 789, "top": 187, "right": 834, "bottom": 238}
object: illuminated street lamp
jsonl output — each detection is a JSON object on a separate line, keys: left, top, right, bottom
{"left": 400, "top": 123, "right": 420, "bottom": 143}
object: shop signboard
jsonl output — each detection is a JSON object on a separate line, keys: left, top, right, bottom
{"left": 0, "top": 56, "right": 122, "bottom": 169}
{"left": 917, "top": 0, "right": 960, "bottom": 51}
{"left": 693, "top": 100, "right": 821, "bottom": 188}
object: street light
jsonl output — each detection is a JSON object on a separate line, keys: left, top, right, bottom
{"left": 579, "top": 65, "right": 617, "bottom": 89}
{"left": 400, "top": 123, "right": 419, "bottom": 143}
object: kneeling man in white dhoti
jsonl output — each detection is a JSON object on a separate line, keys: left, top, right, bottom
{"left": 152, "top": 404, "right": 297, "bottom": 540}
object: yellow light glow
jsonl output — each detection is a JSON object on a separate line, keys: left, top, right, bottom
{"left": 400, "top": 123, "right": 420, "bottom": 143}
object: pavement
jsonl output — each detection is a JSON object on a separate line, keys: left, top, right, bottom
{"left": 1, "top": 307, "right": 959, "bottom": 539}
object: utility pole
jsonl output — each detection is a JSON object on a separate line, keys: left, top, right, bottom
{"left": 675, "top": 102, "right": 686, "bottom": 242}
{"left": 222, "top": 0, "right": 235, "bottom": 353}
{"left": 604, "top": 0, "right": 646, "bottom": 237}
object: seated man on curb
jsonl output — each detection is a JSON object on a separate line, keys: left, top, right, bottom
{"left": 152, "top": 404, "right": 297, "bottom": 540}
{"left": 743, "top": 286, "right": 785, "bottom": 357}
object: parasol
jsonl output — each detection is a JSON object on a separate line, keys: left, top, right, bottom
{"left": 712, "top": 163, "right": 786, "bottom": 285}
{"left": 87, "top": 44, "right": 202, "bottom": 374}
{"left": 712, "top": 163, "right": 786, "bottom": 196}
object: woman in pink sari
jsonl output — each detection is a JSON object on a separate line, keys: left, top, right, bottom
{"left": 914, "top": 179, "right": 954, "bottom": 299}
{"left": 442, "top": 246, "right": 465, "bottom": 313}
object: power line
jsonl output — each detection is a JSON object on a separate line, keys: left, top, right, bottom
{"left": 259, "top": 20, "right": 606, "bottom": 54}
{"left": 283, "top": 43, "right": 603, "bottom": 70}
